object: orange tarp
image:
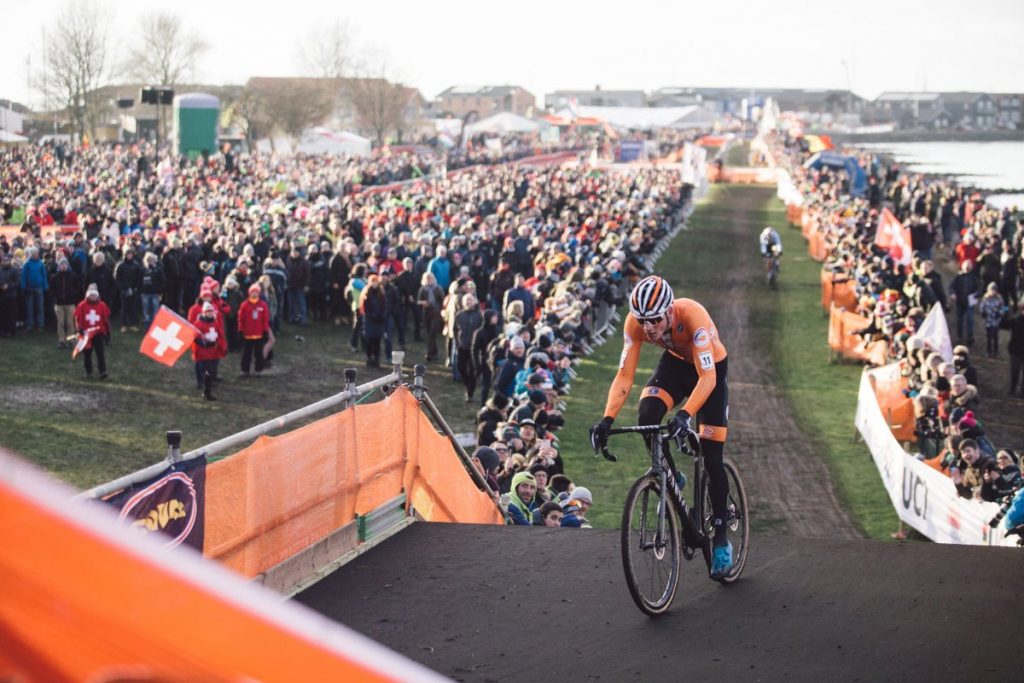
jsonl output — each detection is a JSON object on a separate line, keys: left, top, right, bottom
{"left": 820, "top": 270, "right": 857, "bottom": 311}
{"left": 0, "top": 453, "right": 438, "bottom": 682}
{"left": 205, "top": 386, "right": 502, "bottom": 577}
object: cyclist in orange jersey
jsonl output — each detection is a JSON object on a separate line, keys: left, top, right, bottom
{"left": 590, "top": 274, "right": 734, "bottom": 578}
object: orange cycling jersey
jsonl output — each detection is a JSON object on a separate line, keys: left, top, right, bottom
{"left": 604, "top": 297, "right": 728, "bottom": 419}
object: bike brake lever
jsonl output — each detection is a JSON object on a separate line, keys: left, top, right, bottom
{"left": 601, "top": 446, "right": 617, "bottom": 462}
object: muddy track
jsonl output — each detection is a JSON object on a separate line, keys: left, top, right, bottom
{"left": 684, "top": 185, "right": 859, "bottom": 539}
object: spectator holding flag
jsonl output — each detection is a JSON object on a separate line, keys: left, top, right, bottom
{"left": 192, "top": 301, "right": 227, "bottom": 401}
{"left": 74, "top": 283, "right": 111, "bottom": 380}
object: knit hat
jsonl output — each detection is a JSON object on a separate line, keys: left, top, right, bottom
{"left": 473, "top": 447, "right": 500, "bottom": 473}
{"left": 958, "top": 411, "right": 977, "bottom": 429}
{"left": 528, "top": 389, "right": 547, "bottom": 405}
{"left": 567, "top": 486, "right": 593, "bottom": 506}
{"left": 510, "top": 471, "right": 536, "bottom": 492}
{"left": 248, "top": 283, "right": 262, "bottom": 295}
{"left": 199, "top": 286, "right": 213, "bottom": 300}
{"left": 86, "top": 283, "right": 99, "bottom": 298}
{"left": 201, "top": 301, "right": 215, "bottom": 313}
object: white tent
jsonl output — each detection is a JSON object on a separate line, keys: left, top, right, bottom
{"left": 464, "top": 112, "right": 542, "bottom": 135}
{"left": 294, "top": 127, "right": 372, "bottom": 156}
{"left": 0, "top": 130, "right": 29, "bottom": 145}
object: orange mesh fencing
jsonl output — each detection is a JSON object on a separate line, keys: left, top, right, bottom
{"left": 0, "top": 455, "right": 427, "bottom": 682}
{"left": 205, "top": 386, "right": 502, "bottom": 577}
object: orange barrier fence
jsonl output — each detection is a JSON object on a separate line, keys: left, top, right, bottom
{"left": 827, "top": 305, "right": 889, "bottom": 367}
{"left": 868, "top": 371, "right": 916, "bottom": 443}
{"left": 786, "top": 204, "right": 804, "bottom": 226}
{"left": 707, "top": 165, "right": 780, "bottom": 183}
{"left": 205, "top": 386, "right": 502, "bottom": 578}
{"left": 820, "top": 270, "right": 858, "bottom": 312}
{"left": 0, "top": 452, "right": 443, "bottom": 682}
{"left": 784, "top": 185, "right": 911, "bottom": 442}
{"left": 0, "top": 224, "right": 80, "bottom": 241}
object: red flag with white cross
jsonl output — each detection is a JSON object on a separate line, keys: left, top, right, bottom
{"left": 139, "top": 306, "right": 198, "bottom": 367}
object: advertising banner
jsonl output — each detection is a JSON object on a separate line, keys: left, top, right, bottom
{"left": 854, "top": 365, "right": 1010, "bottom": 546}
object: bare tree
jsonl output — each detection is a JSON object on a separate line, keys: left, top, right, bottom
{"left": 122, "top": 12, "right": 207, "bottom": 87}
{"left": 347, "top": 55, "right": 411, "bottom": 145}
{"left": 299, "top": 19, "right": 351, "bottom": 82}
{"left": 38, "top": 0, "right": 111, "bottom": 141}
{"left": 122, "top": 12, "right": 207, "bottom": 140}
{"left": 237, "top": 78, "right": 333, "bottom": 150}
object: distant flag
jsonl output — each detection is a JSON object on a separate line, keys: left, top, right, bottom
{"left": 139, "top": 306, "right": 198, "bottom": 367}
{"left": 874, "top": 208, "right": 912, "bottom": 266}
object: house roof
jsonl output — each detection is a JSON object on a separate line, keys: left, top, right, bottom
{"left": 875, "top": 92, "right": 942, "bottom": 103}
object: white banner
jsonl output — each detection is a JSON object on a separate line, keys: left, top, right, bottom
{"left": 854, "top": 364, "right": 1011, "bottom": 546}
{"left": 911, "top": 302, "right": 953, "bottom": 362}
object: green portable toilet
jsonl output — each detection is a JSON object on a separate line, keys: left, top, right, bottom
{"left": 174, "top": 93, "right": 219, "bottom": 156}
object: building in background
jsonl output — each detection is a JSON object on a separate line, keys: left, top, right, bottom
{"left": 544, "top": 88, "right": 646, "bottom": 110}
{"left": 434, "top": 86, "right": 535, "bottom": 118}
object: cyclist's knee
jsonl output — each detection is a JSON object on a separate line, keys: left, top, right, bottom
{"left": 638, "top": 396, "right": 668, "bottom": 426}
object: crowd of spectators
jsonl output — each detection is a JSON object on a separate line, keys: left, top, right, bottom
{"left": 764, "top": 130, "right": 1023, "bottom": 508}
{"left": 0, "top": 130, "right": 699, "bottom": 524}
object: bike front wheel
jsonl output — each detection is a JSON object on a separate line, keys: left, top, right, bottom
{"left": 700, "top": 456, "right": 750, "bottom": 583}
{"left": 621, "top": 475, "right": 681, "bottom": 616}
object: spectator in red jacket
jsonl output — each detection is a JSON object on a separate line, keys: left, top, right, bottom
{"left": 74, "top": 283, "right": 111, "bottom": 379}
{"left": 192, "top": 301, "right": 227, "bottom": 400}
{"left": 238, "top": 283, "right": 270, "bottom": 377}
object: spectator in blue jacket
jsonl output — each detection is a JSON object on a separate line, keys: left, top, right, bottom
{"left": 19, "top": 247, "right": 48, "bottom": 331}
{"left": 503, "top": 273, "right": 535, "bottom": 321}
{"left": 506, "top": 470, "right": 538, "bottom": 525}
{"left": 494, "top": 335, "right": 526, "bottom": 398}
{"left": 429, "top": 245, "right": 452, "bottom": 291}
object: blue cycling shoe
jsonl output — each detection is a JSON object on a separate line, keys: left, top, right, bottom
{"left": 710, "top": 542, "right": 733, "bottom": 580}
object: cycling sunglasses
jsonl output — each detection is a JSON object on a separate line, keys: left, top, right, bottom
{"left": 636, "top": 315, "right": 665, "bottom": 326}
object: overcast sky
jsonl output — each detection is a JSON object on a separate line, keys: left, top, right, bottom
{"left": 3, "top": 0, "right": 1023, "bottom": 109}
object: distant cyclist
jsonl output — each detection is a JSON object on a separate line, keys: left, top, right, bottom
{"left": 759, "top": 226, "right": 782, "bottom": 284}
{"left": 589, "top": 275, "right": 734, "bottom": 578}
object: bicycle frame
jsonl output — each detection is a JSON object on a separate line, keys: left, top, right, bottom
{"left": 602, "top": 425, "right": 709, "bottom": 555}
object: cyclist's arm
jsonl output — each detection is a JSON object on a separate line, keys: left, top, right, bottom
{"left": 603, "top": 323, "right": 642, "bottom": 419}
{"left": 682, "top": 356, "right": 717, "bottom": 417}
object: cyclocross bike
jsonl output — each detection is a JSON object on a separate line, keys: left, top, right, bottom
{"left": 766, "top": 243, "right": 781, "bottom": 287}
{"left": 598, "top": 424, "right": 749, "bottom": 616}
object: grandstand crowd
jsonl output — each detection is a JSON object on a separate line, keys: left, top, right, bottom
{"left": 0, "top": 132, "right": 697, "bottom": 525}
{"left": 765, "top": 130, "right": 1024, "bottom": 506}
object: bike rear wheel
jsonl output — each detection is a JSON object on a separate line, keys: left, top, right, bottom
{"left": 621, "top": 475, "right": 681, "bottom": 616}
{"left": 699, "top": 456, "right": 750, "bottom": 583}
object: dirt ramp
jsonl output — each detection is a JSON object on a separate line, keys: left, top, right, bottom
{"left": 296, "top": 523, "right": 1021, "bottom": 681}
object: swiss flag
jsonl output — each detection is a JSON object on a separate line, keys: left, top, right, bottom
{"left": 140, "top": 306, "right": 198, "bottom": 367}
{"left": 874, "top": 208, "right": 913, "bottom": 266}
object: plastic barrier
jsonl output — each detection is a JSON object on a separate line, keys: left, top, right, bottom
{"left": 0, "top": 451, "right": 446, "bottom": 682}
{"left": 0, "top": 224, "right": 80, "bottom": 240}
{"left": 205, "top": 386, "right": 502, "bottom": 578}
{"left": 855, "top": 365, "right": 1010, "bottom": 546}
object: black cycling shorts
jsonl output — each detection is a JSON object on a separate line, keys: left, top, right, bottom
{"left": 641, "top": 352, "right": 729, "bottom": 441}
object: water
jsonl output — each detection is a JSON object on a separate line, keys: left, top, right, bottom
{"left": 858, "top": 141, "right": 1024, "bottom": 209}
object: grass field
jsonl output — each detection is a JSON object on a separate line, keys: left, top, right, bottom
{"left": 0, "top": 321, "right": 478, "bottom": 490}
{"left": 763, "top": 204, "right": 899, "bottom": 540}
{"left": 557, "top": 184, "right": 898, "bottom": 537}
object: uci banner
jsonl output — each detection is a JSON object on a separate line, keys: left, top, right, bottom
{"left": 103, "top": 455, "right": 207, "bottom": 551}
{"left": 854, "top": 364, "right": 1011, "bottom": 546}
